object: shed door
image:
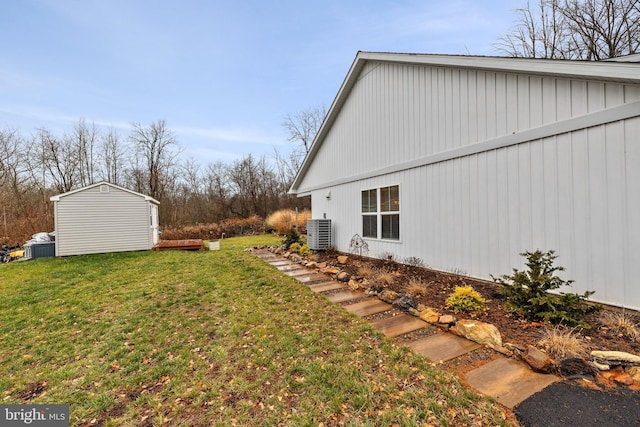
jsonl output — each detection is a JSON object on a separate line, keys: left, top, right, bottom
{"left": 151, "top": 205, "right": 159, "bottom": 245}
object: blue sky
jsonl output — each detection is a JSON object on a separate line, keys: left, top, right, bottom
{"left": 0, "top": 0, "right": 521, "bottom": 165}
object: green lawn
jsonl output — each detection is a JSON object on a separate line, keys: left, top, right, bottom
{"left": 0, "top": 235, "right": 510, "bottom": 426}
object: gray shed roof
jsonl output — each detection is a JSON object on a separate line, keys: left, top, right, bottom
{"left": 50, "top": 181, "right": 160, "bottom": 204}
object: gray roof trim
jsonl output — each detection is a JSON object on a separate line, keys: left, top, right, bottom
{"left": 50, "top": 181, "right": 160, "bottom": 204}
{"left": 289, "top": 51, "right": 640, "bottom": 194}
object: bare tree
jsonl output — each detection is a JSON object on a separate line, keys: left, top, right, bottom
{"left": 496, "top": 0, "right": 640, "bottom": 59}
{"left": 129, "top": 120, "right": 180, "bottom": 200}
{"left": 71, "top": 118, "right": 98, "bottom": 186}
{"left": 36, "top": 128, "right": 78, "bottom": 193}
{"left": 282, "top": 105, "right": 327, "bottom": 155}
{"left": 99, "top": 127, "right": 128, "bottom": 185}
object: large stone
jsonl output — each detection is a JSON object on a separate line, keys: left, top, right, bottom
{"left": 337, "top": 255, "right": 349, "bottom": 264}
{"left": 601, "top": 370, "right": 635, "bottom": 386}
{"left": 316, "top": 262, "right": 327, "bottom": 269}
{"left": 559, "top": 357, "right": 598, "bottom": 380}
{"left": 378, "top": 290, "right": 398, "bottom": 304}
{"left": 522, "top": 345, "right": 555, "bottom": 374}
{"left": 439, "top": 315, "right": 456, "bottom": 325}
{"left": 365, "top": 285, "right": 383, "bottom": 296}
{"left": 337, "top": 271, "right": 350, "bottom": 282}
{"left": 321, "top": 267, "right": 340, "bottom": 275}
{"left": 591, "top": 350, "right": 640, "bottom": 366}
{"left": 419, "top": 308, "right": 440, "bottom": 323}
{"left": 455, "top": 319, "right": 502, "bottom": 348}
{"left": 305, "top": 261, "right": 317, "bottom": 269}
{"left": 393, "top": 294, "right": 417, "bottom": 312}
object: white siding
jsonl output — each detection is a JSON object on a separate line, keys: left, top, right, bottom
{"left": 302, "top": 61, "right": 640, "bottom": 309}
{"left": 54, "top": 185, "right": 154, "bottom": 256}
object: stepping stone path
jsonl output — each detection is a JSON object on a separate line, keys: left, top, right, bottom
{"left": 254, "top": 250, "right": 558, "bottom": 409}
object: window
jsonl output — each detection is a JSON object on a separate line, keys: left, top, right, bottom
{"left": 361, "top": 185, "right": 400, "bottom": 240}
{"left": 361, "top": 189, "right": 377, "bottom": 238}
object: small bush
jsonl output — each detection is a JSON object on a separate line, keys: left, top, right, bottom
{"left": 266, "top": 209, "right": 311, "bottom": 235}
{"left": 538, "top": 326, "right": 588, "bottom": 359}
{"left": 600, "top": 311, "right": 640, "bottom": 342}
{"left": 375, "top": 270, "right": 396, "bottom": 287}
{"left": 492, "top": 250, "right": 600, "bottom": 328}
{"left": 446, "top": 285, "right": 486, "bottom": 313}
{"left": 357, "top": 265, "right": 375, "bottom": 279}
{"left": 406, "top": 278, "right": 427, "bottom": 297}
{"left": 282, "top": 229, "right": 302, "bottom": 248}
{"left": 289, "top": 242, "right": 301, "bottom": 253}
{"left": 299, "top": 245, "right": 311, "bottom": 257}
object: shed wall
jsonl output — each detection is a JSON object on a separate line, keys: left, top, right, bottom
{"left": 55, "top": 186, "right": 153, "bottom": 256}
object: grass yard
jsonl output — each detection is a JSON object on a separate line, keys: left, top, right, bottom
{"left": 0, "top": 235, "right": 510, "bottom": 426}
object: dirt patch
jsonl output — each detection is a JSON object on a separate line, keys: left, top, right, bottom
{"left": 16, "top": 380, "right": 48, "bottom": 401}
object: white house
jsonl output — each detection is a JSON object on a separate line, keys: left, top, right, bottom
{"left": 50, "top": 182, "right": 160, "bottom": 256}
{"left": 290, "top": 51, "right": 640, "bottom": 310}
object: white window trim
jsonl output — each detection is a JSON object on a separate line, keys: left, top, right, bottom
{"left": 361, "top": 184, "right": 400, "bottom": 242}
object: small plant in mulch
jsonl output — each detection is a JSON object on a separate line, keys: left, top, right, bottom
{"left": 446, "top": 285, "right": 487, "bottom": 314}
{"left": 375, "top": 269, "right": 396, "bottom": 287}
{"left": 282, "top": 229, "right": 302, "bottom": 249}
{"left": 599, "top": 311, "right": 640, "bottom": 342}
{"left": 406, "top": 277, "right": 427, "bottom": 298}
{"left": 357, "top": 265, "right": 376, "bottom": 279}
{"left": 537, "top": 326, "right": 588, "bottom": 360}
{"left": 289, "top": 242, "right": 302, "bottom": 253}
{"left": 298, "top": 244, "right": 311, "bottom": 257}
{"left": 402, "top": 256, "right": 426, "bottom": 268}
{"left": 492, "top": 250, "right": 601, "bottom": 328}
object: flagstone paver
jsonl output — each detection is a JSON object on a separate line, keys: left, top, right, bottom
{"left": 308, "top": 282, "right": 347, "bottom": 293}
{"left": 344, "top": 299, "right": 393, "bottom": 317}
{"left": 254, "top": 249, "right": 561, "bottom": 415}
{"left": 296, "top": 274, "right": 330, "bottom": 284}
{"left": 465, "top": 357, "right": 559, "bottom": 408}
{"left": 369, "top": 314, "right": 428, "bottom": 338}
{"left": 326, "top": 290, "right": 365, "bottom": 303}
{"left": 408, "top": 333, "right": 481, "bottom": 363}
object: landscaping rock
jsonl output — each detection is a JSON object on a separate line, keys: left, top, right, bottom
{"left": 317, "top": 262, "right": 327, "bottom": 269}
{"left": 627, "top": 366, "right": 640, "bottom": 381}
{"left": 559, "top": 357, "right": 598, "bottom": 380}
{"left": 365, "top": 285, "right": 383, "bottom": 296}
{"left": 408, "top": 307, "right": 421, "bottom": 317}
{"left": 419, "top": 308, "right": 440, "bottom": 323}
{"left": 337, "top": 255, "right": 349, "bottom": 264}
{"left": 378, "top": 290, "right": 399, "bottom": 304}
{"left": 455, "top": 319, "right": 502, "bottom": 348}
{"left": 393, "top": 294, "right": 417, "bottom": 312}
{"left": 274, "top": 247, "right": 283, "bottom": 254}
{"left": 321, "top": 267, "right": 340, "bottom": 275}
{"left": 601, "top": 369, "right": 635, "bottom": 386}
{"left": 337, "top": 271, "right": 350, "bottom": 282}
{"left": 439, "top": 315, "right": 456, "bottom": 325}
{"left": 522, "top": 345, "right": 555, "bottom": 374}
{"left": 348, "top": 279, "right": 360, "bottom": 291}
{"left": 305, "top": 261, "right": 317, "bottom": 269}
{"left": 591, "top": 350, "right": 640, "bottom": 367}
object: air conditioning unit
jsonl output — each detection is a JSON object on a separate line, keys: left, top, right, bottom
{"left": 307, "top": 219, "right": 331, "bottom": 251}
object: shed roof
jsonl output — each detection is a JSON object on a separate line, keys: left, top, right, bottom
{"left": 50, "top": 181, "right": 160, "bottom": 204}
{"left": 289, "top": 51, "right": 640, "bottom": 195}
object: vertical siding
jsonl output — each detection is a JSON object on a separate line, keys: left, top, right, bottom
{"left": 302, "top": 61, "right": 640, "bottom": 309}
{"left": 56, "top": 186, "right": 153, "bottom": 256}
{"left": 311, "top": 115, "right": 640, "bottom": 309}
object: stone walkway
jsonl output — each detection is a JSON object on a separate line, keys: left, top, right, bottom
{"left": 255, "top": 250, "right": 558, "bottom": 410}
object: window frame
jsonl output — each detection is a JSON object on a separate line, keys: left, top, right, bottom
{"left": 361, "top": 184, "right": 400, "bottom": 241}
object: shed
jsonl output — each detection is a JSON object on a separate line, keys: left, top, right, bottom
{"left": 50, "top": 182, "right": 160, "bottom": 256}
{"left": 290, "top": 51, "right": 640, "bottom": 310}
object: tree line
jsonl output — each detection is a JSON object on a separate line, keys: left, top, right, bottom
{"left": 0, "top": 119, "right": 310, "bottom": 243}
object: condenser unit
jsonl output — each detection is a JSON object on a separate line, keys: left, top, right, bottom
{"left": 307, "top": 219, "right": 331, "bottom": 250}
